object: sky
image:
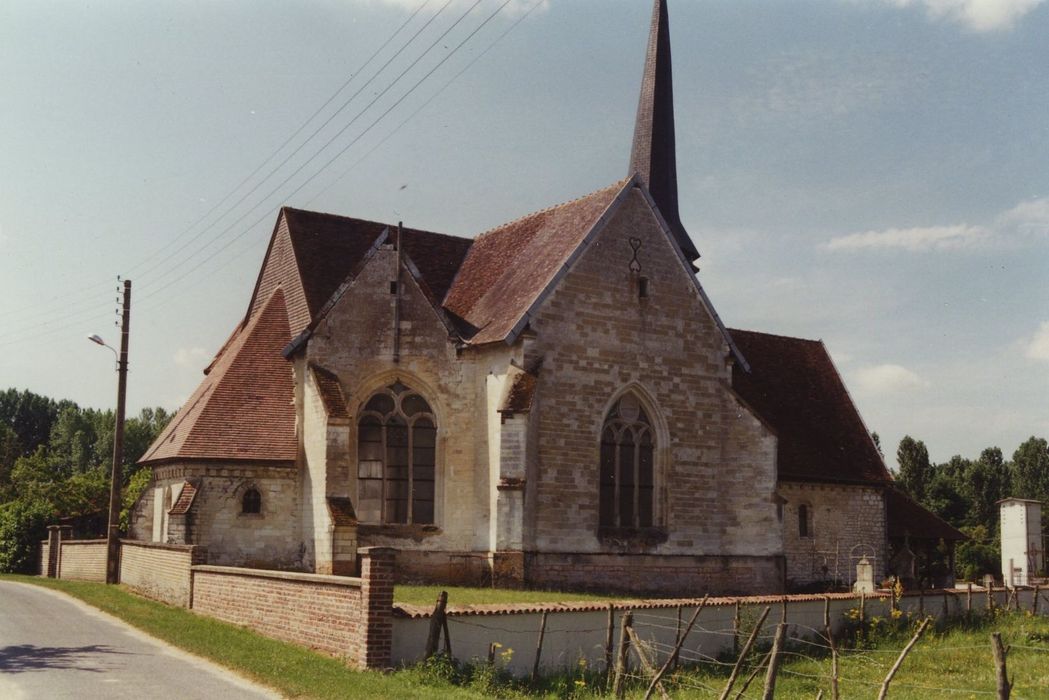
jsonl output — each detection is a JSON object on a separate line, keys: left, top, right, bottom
{"left": 1, "top": 0, "right": 1047, "bottom": 469}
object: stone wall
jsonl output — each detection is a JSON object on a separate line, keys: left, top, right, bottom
{"left": 119, "top": 540, "right": 207, "bottom": 607}
{"left": 525, "top": 552, "right": 785, "bottom": 595}
{"left": 779, "top": 481, "right": 886, "bottom": 588}
{"left": 190, "top": 547, "right": 394, "bottom": 668}
{"left": 151, "top": 463, "right": 301, "bottom": 568}
{"left": 525, "top": 189, "right": 782, "bottom": 570}
{"left": 56, "top": 540, "right": 107, "bottom": 582}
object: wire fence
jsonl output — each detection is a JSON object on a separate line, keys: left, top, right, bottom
{"left": 416, "top": 586, "right": 1049, "bottom": 698}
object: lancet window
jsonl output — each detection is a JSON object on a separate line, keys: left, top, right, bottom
{"left": 599, "top": 393, "right": 655, "bottom": 529}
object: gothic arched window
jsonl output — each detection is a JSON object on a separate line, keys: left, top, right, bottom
{"left": 599, "top": 393, "right": 655, "bottom": 529}
{"left": 798, "top": 504, "right": 812, "bottom": 538}
{"left": 242, "top": 487, "right": 261, "bottom": 515}
{"left": 357, "top": 382, "right": 436, "bottom": 525}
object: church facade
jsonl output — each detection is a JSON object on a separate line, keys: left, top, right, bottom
{"left": 131, "top": 1, "right": 959, "bottom": 594}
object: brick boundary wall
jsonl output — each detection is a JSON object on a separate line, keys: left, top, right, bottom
{"left": 39, "top": 541, "right": 49, "bottom": 577}
{"left": 190, "top": 547, "right": 395, "bottom": 668}
{"left": 55, "top": 540, "right": 108, "bottom": 582}
{"left": 119, "top": 540, "right": 207, "bottom": 607}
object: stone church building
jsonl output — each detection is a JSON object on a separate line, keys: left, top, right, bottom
{"left": 131, "top": 1, "right": 960, "bottom": 594}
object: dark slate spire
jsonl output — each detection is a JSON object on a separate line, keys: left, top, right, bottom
{"left": 629, "top": 0, "right": 699, "bottom": 262}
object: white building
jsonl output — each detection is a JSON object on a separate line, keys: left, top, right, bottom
{"left": 999, "top": 498, "right": 1044, "bottom": 587}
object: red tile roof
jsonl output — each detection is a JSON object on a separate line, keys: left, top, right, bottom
{"left": 885, "top": 488, "right": 968, "bottom": 542}
{"left": 282, "top": 207, "right": 472, "bottom": 328}
{"left": 168, "top": 482, "right": 198, "bottom": 515}
{"left": 310, "top": 365, "right": 349, "bottom": 420}
{"left": 729, "top": 328, "right": 891, "bottom": 486}
{"left": 140, "top": 289, "right": 297, "bottom": 464}
{"left": 444, "top": 179, "right": 631, "bottom": 345}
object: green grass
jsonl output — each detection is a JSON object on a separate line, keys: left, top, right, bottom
{"left": 8, "top": 574, "right": 1049, "bottom": 699}
{"left": 394, "top": 584, "right": 626, "bottom": 607}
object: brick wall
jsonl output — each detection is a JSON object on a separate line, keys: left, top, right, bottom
{"left": 525, "top": 552, "right": 784, "bottom": 595}
{"left": 57, "top": 540, "right": 108, "bottom": 582}
{"left": 190, "top": 547, "right": 394, "bottom": 668}
{"left": 779, "top": 482, "right": 886, "bottom": 588}
{"left": 119, "top": 540, "right": 207, "bottom": 607}
{"left": 39, "top": 541, "right": 49, "bottom": 576}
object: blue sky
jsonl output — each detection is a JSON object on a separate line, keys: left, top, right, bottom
{"left": 1, "top": 0, "right": 1046, "bottom": 468}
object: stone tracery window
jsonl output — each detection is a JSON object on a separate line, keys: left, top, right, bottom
{"left": 599, "top": 393, "right": 655, "bottom": 529}
{"left": 242, "top": 487, "right": 261, "bottom": 515}
{"left": 357, "top": 382, "right": 436, "bottom": 525}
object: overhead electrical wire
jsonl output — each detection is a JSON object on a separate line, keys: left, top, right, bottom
{"left": 138, "top": 0, "right": 500, "bottom": 306}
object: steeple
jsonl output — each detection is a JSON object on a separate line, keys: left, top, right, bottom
{"left": 629, "top": 0, "right": 699, "bottom": 262}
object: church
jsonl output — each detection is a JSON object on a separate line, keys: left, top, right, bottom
{"left": 130, "top": 0, "right": 961, "bottom": 594}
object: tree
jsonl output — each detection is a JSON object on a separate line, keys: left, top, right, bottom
{"left": 896, "top": 436, "right": 932, "bottom": 503}
{"left": 0, "top": 389, "right": 67, "bottom": 457}
{"left": 872, "top": 432, "right": 884, "bottom": 458}
{"left": 1011, "top": 437, "right": 1049, "bottom": 502}
{"left": 964, "top": 447, "right": 1011, "bottom": 532}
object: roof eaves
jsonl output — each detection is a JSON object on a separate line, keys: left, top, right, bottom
{"left": 502, "top": 177, "right": 637, "bottom": 346}
{"left": 633, "top": 183, "right": 750, "bottom": 373}
{"left": 282, "top": 227, "right": 390, "bottom": 359}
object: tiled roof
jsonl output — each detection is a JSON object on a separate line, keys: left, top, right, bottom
{"left": 282, "top": 207, "right": 472, "bottom": 325}
{"left": 885, "top": 488, "right": 968, "bottom": 542}
{"left": 444, "top": 179, "right": 630, "bottom": 345}
{"left": 140, "top": 289, "right": 297, "bottom": 464}
{"left": 310, "top": 365, "right": 349, "bottom": 419}
{"left": 729, "top": 328, "right": 891, "bottom": 486}
{"left": 168, "top": 482, "right": 198, "bottom": 515}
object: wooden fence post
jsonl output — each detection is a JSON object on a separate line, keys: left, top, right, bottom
{"left": 643, "top": 595, "right": 709, "bottom": 700}
{"left": 986, "top": 584, "right": 993, "bottom": 615}
{"left": 733, "top": 600, "right": 742, "bottom": 656}
{"left": 719, "top": 605, "right": 771, "bottom": 700}
{"left": 612, "top": 611, "right": 632, "bottom": 699}
{"left": 424, "top": 591, "right": 448, "bottom": 659}
{"left": 761, "top": 622, "right": 788, "bottom": 700}
{"left": 1034, "top": 585, "right": 1040, "bottom": 615}
{"left": 625, "top": 626, "right": 669, "bottom": 700}
{"left": 530, "top": 610, "right": 548, "bottom": 683}
{"left": 991, "top": 633, "right": 1012, "bottom": 699}
{"left": 967, "top": 582, "right": 973, "bottom": 615}
{"left": 733, "top": 651, "right": 771, "bottom": 700}
{"left": 919, "top": 587, "right": 925, "bottom": 616}
{"left": 824, "top": 596, "right": 840, "bottom": 700}
{"left": 876, "top": 618, "right": 931, "bottom": 700}
{"left": 604, "top": 603, "right": 615, "bottom": 678}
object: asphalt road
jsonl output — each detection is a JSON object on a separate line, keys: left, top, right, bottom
{"left": 0, "top": 581, "right": 280, "bottom": 699}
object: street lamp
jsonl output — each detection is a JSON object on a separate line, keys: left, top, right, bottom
{"left": 89, "top": 279, "right": 131, "bottom": 585}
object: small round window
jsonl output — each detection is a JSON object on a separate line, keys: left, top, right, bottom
{"left": 242, "top": 487, "right": 262, "bottom": 515}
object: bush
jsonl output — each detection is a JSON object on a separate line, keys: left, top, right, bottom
{"left": 0, "top": 498, "right": 53, "bottom": 573}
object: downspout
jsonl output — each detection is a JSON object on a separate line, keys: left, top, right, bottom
{"left": 393, "top": 221, "right": 403, "bottom": 364}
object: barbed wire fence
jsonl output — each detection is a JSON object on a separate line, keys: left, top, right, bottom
{"left": 417, "top": 585, "right": 1049, "bottom": 698}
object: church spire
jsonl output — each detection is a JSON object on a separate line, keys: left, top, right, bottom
{"left": 629, "top": 0, "right": 699, "bottom": 262}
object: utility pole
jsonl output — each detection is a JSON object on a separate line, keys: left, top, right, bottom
{"left": 106, "top": 279, "right": 131, "bottom": 584}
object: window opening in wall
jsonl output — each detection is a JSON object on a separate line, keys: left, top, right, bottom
{"left": 357, "top": 383, "right": 436, "bottom": 525}
{"left": 639, "top": 276, "right": 649, "bottom": 299}
{"left": 799, "top": 503, "right": 811, "bottom": 537}
{"left": 389, "top": 281, "right": 398, "bottom": 294}
{"left": 599, "top": 393, "right": 655, "bottom": 529}
{"left": 242, "top": 487, "right": 262, "bottom": 515}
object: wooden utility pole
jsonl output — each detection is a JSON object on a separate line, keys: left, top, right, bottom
{"left": 105, "top": 279, "right": 131, "bottom": 585}
{"left": 761, "top": 623, "right": 787, "bottom": 700}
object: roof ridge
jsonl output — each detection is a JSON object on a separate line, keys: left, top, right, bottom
{"left": 283, "top": 205, "right": 469, "bottom": 243}
{"left": 472, "top": 177, "right": 633, "bottom": 242}
{"left": 728, "top": 327, "right": 822, "bottom": 344}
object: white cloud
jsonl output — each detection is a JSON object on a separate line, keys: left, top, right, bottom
{"left": 853, "top": 364, "right": 931, "bottom": 394}
{"left": 824, "top": 224, "right": 989, "bottom": 251}
{"left": 881, "top": 0, "right": 1046, "bottom": 31}
{"left": 824, "top": 196, "right": 1049, "bottom": 252}
{"left": 173, "top": 347, "right": 209, "bottom": 368}
{"left": 1023, "top": 321, "right": 1049, "bottom": 361}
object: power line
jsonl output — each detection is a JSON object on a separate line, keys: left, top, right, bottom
{"left": 138, "top": 0, "right": 501, "bottom": 306}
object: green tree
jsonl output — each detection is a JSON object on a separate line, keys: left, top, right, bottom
{"left": 0, "top": 389, "right": 67, "bottom": 457}
{"left": 896, "top": 436, "right": 931, "bottom": 502}
{"left": 1011, "top": 436, "right": 1049, "bottom": 501}
{"left": 964, "top": 447, "right": 1011, "bottom": 532}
